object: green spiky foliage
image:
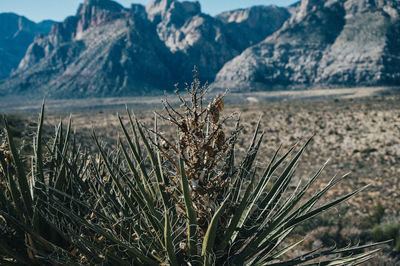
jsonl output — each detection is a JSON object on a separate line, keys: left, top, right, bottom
{"left": 0, "top": 76, "right": 385, "bottom": 265}
{"left": 0, "top": 104, "right": 89, "bottom": 265}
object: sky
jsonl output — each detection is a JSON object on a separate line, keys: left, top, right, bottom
{"left": 0, "top": 0, "right": 298, "bottom": 22}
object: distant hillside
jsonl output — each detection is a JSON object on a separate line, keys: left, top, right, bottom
{"left": 213, "top": 0, "right": 400, "bottom": 91}
{"left": 1, "top": 0, "right": 399, "bottom": 99}
{"left": 216, "top": 5, "right": 291, "bottom": 49}
{"left": 0, "top": 0, "right": 289, "bottom": 98}
{"left": 0, "top": 13, "right": 54, "bottom": 79}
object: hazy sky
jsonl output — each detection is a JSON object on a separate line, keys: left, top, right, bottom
{"left": 0, "top": 0, "right": 298, "bottom": 22}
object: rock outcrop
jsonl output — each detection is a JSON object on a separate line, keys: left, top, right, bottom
{"left": 149, "top": 0, "right": 238, "bottom": 83}
{"left": 213, "top": 0, "right": 400, "bottom": 91}
{"left": 148, "top": 1, "right": 290, "bottom": 82}
{"left": 216, "top": 5, "right": 290, "bottom": 50}
{"left": 0, "top": 13, "right": 54, "bottom": 79}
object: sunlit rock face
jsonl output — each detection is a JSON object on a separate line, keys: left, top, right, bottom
{"left": 146, "top": 0, "right": 291, "bottom": 83}
{"left": 148, "top": 0, "right": 238, "bottom": 83}
{"left": 76, "top": 0, "right": 128, "bottom": 33}
{"left": 213, "top": 0, "right": 400, "bottom": 91}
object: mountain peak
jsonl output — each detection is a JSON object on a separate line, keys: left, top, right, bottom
{"left": 146, "top": 0, "right": 175, "bottom": 23}
{"left": 76, "top": 0, "right": 126, "bottom": 32}
{"left": 79, "top": 0, "right": 124, "bottom": 12}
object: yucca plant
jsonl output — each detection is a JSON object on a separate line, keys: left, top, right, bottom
{"left": 0, "top": 74, "right": 385, "bottom": 265}
{"left": 0, "top": 105, "right": 91, "bottom": 265}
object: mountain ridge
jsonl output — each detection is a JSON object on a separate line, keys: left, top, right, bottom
{"left": 213, "top": 0, "right": 400, "bottom": 91}
{"left": 0, "top": 0, "right": 289, "bottom": 98}
{"left": 1, "top": 0, "right": 399, "bottom": 98}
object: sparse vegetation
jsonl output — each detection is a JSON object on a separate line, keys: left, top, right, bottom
{"left": 372, "top": 222, "right": 400, "bottom": 252}
{"left": 0, "top": 75, "right": 388, "bottom": 265}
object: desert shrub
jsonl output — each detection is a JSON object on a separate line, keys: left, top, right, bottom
{"left": 362, "top": 201, "right": 386, "bottom": 229}
{"left": 372, "top": 222, "right": 400, "bottom": 252}
{"left": 0, "top": 75, "right": 385, "bottom": 265}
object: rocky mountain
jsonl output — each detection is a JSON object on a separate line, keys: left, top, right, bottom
{"left": 5, "top": 0, "right": 397, "bottom": 98}
{"left": 0, "top": 0, "right": 290, "bottom": 98}
{"left": 149, "top": 0, "right": 290, "bottom": 83}
{"left": 0, "top": 13, "right": 54, "bottom": 79}
{"left": 213, "top": 0, "right": 400, "bottom": 91}
{"left": 4, "top": 1, "right": 174, "bottom": 97}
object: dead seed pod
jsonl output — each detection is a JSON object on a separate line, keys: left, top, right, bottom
{"left": 161, "top": 140, "right": 169, "bottom": 150}
{"left": 96, "top": 235, "right": 105, "bottom": 244}
{"left": 191, "top": 172, "right": 199, "bottom": 180}
{"left": 215, "top": 96, "right": 224, "bottom": 111}
{"left": 0, "top": 142, "right": 6, "bottom": 151}
{"left": 209, "top": 96, "right": 224, "bottom": 124}
{"left": 209, "top": 104, "right": 220, "bottom": 125}
{"left": 191, "top": 117, "right": 198, "bottom": 128}
{"left": 208, "top": 96, "right": 224, "bottom": 125}
{"left": 0, "top": 215, "right": 6, "bottom": 226}
{"left": 179, "top": 119, "right": 188, "bottom": 132}
{"left": 185, "top": 166, "right": 197, "bottom": 180}
{"left": 0, "top": 142, "right": 11, "bottom": 163}
{"left": 179, "top": 134, "right": 187, "bottom": 149}
{"left": 0, "top": 142, "right": 8, "bottom": 155}
{"left": 214, "top": 130, "right": 225, "bottom": 150}
{"left": 194, "top": 128, "right": 203, "bottom": 137}
{"left": 191, "top": 155, "right": 200, "bottom": 165}
{"left": 179, "top": 241, "right": 189, "bottom": 252}
{"left": 205, "top": 145, "right": 214, "bottom": 157}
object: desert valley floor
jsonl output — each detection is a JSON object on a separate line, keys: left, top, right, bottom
{"left": 2, "top": 88, "right": 400, "bottom": 263}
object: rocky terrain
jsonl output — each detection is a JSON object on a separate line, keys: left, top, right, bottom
{"left": 0, "top": 13, "right": 54, "bottom": 79}
{"left": 213, "top": 0, "right": 400, "bottom": 91}
{"left": 0, "top": 0, "right": 289, "bottom": 98}
{"left": 2, "top": 87, "right": 399, "bottom": 263}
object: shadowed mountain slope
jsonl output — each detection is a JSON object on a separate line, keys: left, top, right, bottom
{"left": 0, "top": 13, "right": 54, "bottom": 80}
